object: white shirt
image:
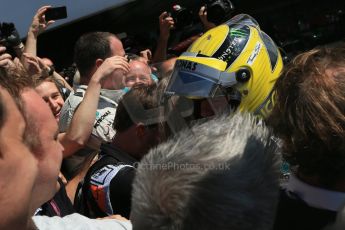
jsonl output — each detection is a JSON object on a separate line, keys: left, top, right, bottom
{"left": 59, "top": 85, "right": 124, "bottom": 148}
{"left": 32, "top": 213, "right": 132, "bottom": 230}
{"left": 285, "top": 174, "right": 345, "bottom": 212}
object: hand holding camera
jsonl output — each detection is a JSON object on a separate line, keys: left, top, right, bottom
{"left": 163, "top": 1, "right": 234, "bottom": 32}
{"left": 198, "top": 6, "right": 216, "bottom": 31}
{"left": 159, "top": 12, "right": 174, "bottom": 41}
{"left": 29, "top": 5, "right": 66, "bottom": 37}
{"left": 167, "top": 5, "right": 193, "bottom": 30}
{"left": 29, "top": 6, "right": 55, "bottom": 37}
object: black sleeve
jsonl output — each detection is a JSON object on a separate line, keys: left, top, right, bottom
{"left": 36, "top": 178, "right": 75, "bottom": 217}
{"left": 109, "top": 166, "right": 136, "bottom": 218}
{"left": 53, "top": 178, "right": 75, "bottom": 216}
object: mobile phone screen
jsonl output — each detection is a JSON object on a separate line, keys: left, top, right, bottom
{"left": 45, "top": 6, "right": 67, "bottom": 21}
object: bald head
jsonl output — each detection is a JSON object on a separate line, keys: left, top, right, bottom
{"left": 125, "top": 60, "right": 152, "bottom": 87}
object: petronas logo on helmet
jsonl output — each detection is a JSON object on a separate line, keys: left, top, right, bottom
{"left": 176, "top": 60, "right": 197, "bottom": 71}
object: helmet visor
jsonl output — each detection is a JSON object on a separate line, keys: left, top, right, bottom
{"left": 165, "top": 59, "right": 237, "bottom": 98}
{"left": 166, "top": 70, "right": 218, "bottom": 98}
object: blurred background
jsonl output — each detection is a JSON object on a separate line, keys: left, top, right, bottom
{"left": 3, "top": 0, "right": 343, "bottom": 71}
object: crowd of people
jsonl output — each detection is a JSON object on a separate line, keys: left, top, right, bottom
{"left": 0, "top": 4, "right": 344, "bottom": 230}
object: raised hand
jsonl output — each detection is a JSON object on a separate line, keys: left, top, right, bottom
{"left": 199, "top": 6, "right": 216, "bottom": 31}
{"left": 0, "top": 46, "right": 15, "bottom": 69}
{"left": 21, "top": 53, "right": 42, "bottom": 75}
{"left": 139, "top": 49, "right": 152, "bottom": 64}
{"left": 93, "top": 56, "right": 130, "bottom": 83}
{"left": 29, "top": 6, "right": 55, "bottom": 37}
{"left": 159, "top": 11, "right": 174, "bottom": 41}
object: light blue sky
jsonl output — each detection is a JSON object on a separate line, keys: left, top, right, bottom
{"left": 0, "top": 0, "right": 133, "bottom": 38}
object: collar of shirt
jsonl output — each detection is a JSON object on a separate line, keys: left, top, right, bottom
{"left": 285, "top": 174, "right": 345, "bottom": 211}
{"left": 79, "top": 85, "right": 124, "bottom": 104}
{"left": 100, "top": 142, "right": 137, "bottom": 166}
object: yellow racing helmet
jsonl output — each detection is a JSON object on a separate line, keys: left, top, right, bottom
{"left": 165, "top": 14, "right": 283, "bottom": 117}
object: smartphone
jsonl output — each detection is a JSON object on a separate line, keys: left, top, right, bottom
{"left": 45, "top": 6, "right": 67, "bottom": 21}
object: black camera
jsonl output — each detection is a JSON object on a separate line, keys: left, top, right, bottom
{"left": 60, "top": 64, "right": 77, "bottom": 82}
{"left": 0, "top": 22, "right": 22, "bottom": 58}
{"left": 0, "top": 22, "right": 21, "bottom": 48}
{"left": 205, "top": 0, "right": 235, "bottom": 25}
{"left": 169, "top": 5, "right": 193, "bottom": 29}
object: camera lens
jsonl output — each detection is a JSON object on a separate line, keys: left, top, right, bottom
{"left": 206, "top": 0, "right": 235, "bottom": 25}
{"left": 171, "top": 5, "right": 193, "bottom": 29}
{"left": 207, "top": 5, "right": 226, "bottom": 24}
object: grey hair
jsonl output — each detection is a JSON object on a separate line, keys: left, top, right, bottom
{"left": 131, "top": 112, "right": 281, "bottom": 230}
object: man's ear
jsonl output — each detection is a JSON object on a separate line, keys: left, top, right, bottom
{"left": 95, "top": 59, "right": 104, "bottom": 68}
{"left": 135, "top": 123, "right": 146, "bottom": 138}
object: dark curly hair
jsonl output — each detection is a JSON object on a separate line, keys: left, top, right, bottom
{"left": 268, "top": 44, "right": 345, "bottom": 189}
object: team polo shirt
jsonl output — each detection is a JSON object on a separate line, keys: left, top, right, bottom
{"left": 59, "top": 85, "right": 124, "bottom": 148}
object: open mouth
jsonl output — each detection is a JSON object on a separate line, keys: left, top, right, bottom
{"left": 54, "top": 110, "right": 61, "bottom": 121}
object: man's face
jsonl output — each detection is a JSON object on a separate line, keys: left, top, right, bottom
{"left": 21, "top": 89, "right": 64, "bottom": 206}
{"left": 35, "top": 81, "right": 64, "bottom": 122}
{"left": 0, "top": 87, "right": 39, "bottom": 226}
{"left": 0, "top": 87, "right": 28, "bottom": 158}
{"left": 125, "top": 61, "right": 153, "bottom": 87}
